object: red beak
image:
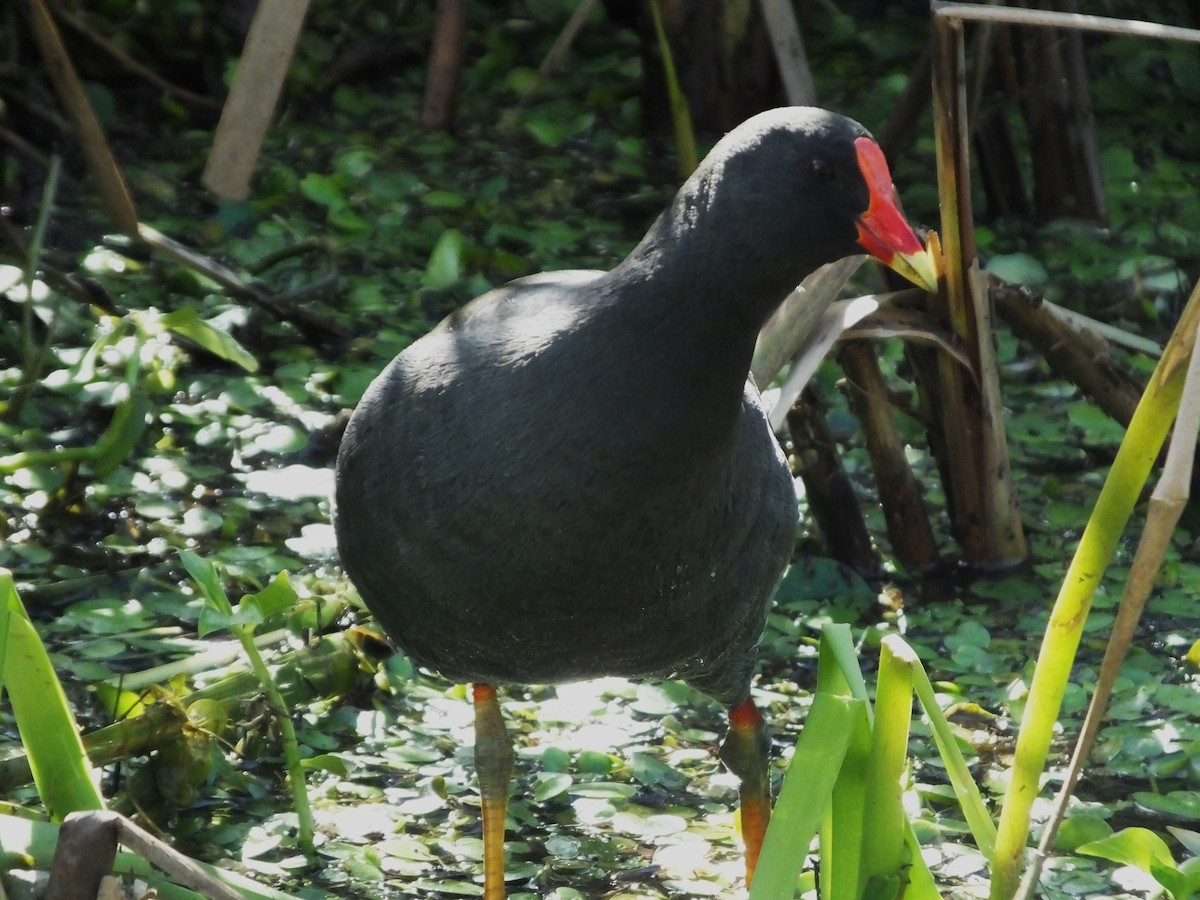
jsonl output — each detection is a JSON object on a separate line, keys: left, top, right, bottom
{"left": 853, "top": 136, "right": 937, "bottom": 291}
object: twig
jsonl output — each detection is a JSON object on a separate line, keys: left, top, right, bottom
{"left": 0, "top": 125, "right": 79, "bottom": 183}
{"left": 247, "top": 237, "right": 330, "bottom": 276}
{"left": 47, "top": 2, "right": 222, "bottom": 111}
{"left": 137, "top": 224, "right": 344, "bottom": 344}
{"left": 8, "top": 156, "right": 62, "bottom": 422}
{"left": 787, "top": 388, "right": 878, "bottom": 570}
{"left": 930, "top": 16, "right": 1027, "bottom": 566}
{"left": 536, "top": 0, "right": 598, "bottom": 79}
{"left": 838, "top": 340, "right": 939, "bottom": 570}
{"left": 421, "top": 0, "right": 467, "bottom": 129}
{"left": 0, "top": 215, "right": 123, "bottom": 314}
{"left": 879, "top": 45, "right": 931, "bottom": 160}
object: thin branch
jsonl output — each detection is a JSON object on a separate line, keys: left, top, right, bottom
{"left": 47, "top": 2, "right": 222, "bottom": 110}
{"left": 932, "top": 2, "right": 1200, "bottom": 45}
{"left": 536, "top": 0, "right": 598, "bottom": 79}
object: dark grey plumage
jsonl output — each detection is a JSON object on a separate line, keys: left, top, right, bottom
{"left": 335, "top": 108, "right": 876, "bottom": 707}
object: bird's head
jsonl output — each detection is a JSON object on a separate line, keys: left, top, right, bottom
{"left": 685, "top": 107, "right": 938, "bottom": 297}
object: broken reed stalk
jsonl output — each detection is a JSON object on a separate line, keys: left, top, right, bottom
{"left": 0, "top": 634, "right": 361, "bottom": 795}
{"left": 23, "top": 0, "right": 138, "bottom": 233}
{"left": 787, "top": 389, "right": 878, "bottom": 571}
{"left": 928, "top": 14, "right": 1027, "bottom": 567}
{"left": 991, "top": 280, "right": 1143, "bottom": 427}
{"left": 837, "top": 340, "right": 939, "bottom": 570}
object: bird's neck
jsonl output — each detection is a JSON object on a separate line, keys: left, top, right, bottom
{"left": 594, "top": 206, "right": 797, "bottom": 439}
{"left": 614, "top": 188, "right": 808, "bottom": 339}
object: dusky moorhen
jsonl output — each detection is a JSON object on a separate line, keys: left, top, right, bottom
{"left": 335, "top": 106, "right": 937, "bottom": 898}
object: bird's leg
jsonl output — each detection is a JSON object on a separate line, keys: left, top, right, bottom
{"left": 472, "top": 683, "right": 514, "bottom": 900}
{"left": 719, "top": 696, "right": 771, "bottom": 885}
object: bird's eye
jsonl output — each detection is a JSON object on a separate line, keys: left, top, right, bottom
{"left": 810, "top": 157, "right": 835, "bottom": 181}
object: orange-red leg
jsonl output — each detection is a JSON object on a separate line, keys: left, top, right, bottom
{"left": 720, "top": 696, "right": 772, "bottom": 885}
{"left": 472, "top": 683, "right": 514, "bottom": 900}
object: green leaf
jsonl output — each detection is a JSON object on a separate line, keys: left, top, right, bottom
{"left": 540, "top": 745, "right": 570, "bottom": 772}
{"left": 1066, "top": 401, "right": 1126, "bottom": 446}
{"left": 2, "top": 571, "right": 105, "bottom": 817}
{"left": 423, "top": 228, "right": 466, "bottom": 290}
{"left": 240, "top": 571, "right": 298, "bottom": 622}
{"left": 92, "top": 389, "right": 151, "bottom": 477}
{"left": 299, "top": 172, "right": 344, "bottom": 208}
{"left": 1056, "top": 815, "right": 1113, "bottom": 851}
{"left": 986, "top": 253, "right": 1049, "bottom": 287}
{"left": 1175, "top": 856, "right": 1200, "bottom": 898}
{"left": 301, "top": 754, "right": 349, "bottom": 776}
{"left": 1132, "top": 791, "right": 1200, "bottom": 821}
{"left": 525, "top": 117, "right": 572, "bottom": 148}
{"left": 628, "top": 751, "right": 690, "bottom": 790}
{"left": 423, "top": 189, "right": 467, "bottom": 209}
{"left": 1077, "top": 826, "right": 1176, "bottom": 874}
{"left": 1149, "top": 863, "right": 1188, "bottom": 899}
{"left": 180, "top": 550, "right": 237, "bottom": 638}
{"left": 750, "top": 691, "right": 866, "bottom": 900}
{"left": 160, "top": 308, "right": 258, "bottom": 373}
{"left": 575, "top": 750, "right": 613, "bottom": 774}
{"left": 532, "top": 771, "right": 573, "bottom": 802}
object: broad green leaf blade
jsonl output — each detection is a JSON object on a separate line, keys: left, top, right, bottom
{"left": 180, "top": 550, "right": 236, "bottom": 636}
{"left": 750, "top": 692, "right": 868, "bottom": 900}
{"left": 1077, "top": 826, "right": 1176, "bottom": 874}
{"left": 860, "top": 636, "right": 916, "bottom": 888}
{"left": 823, "top": 696, "right": 873, "bottom": 900}
{"left": 4, "top": 579, "right": 104, "bottom": 818}
{"left": 160, "top": 307, "right": 259, "bottom": 372}
{"left": 0, "top": 570, "right": 13, "bottom": 707}
{"left": 1148, "top": 864, "right": 1186, "bottom": 900}
{"left": 241, "top": 571, "right": 299, "bottom": 622}
{"left": 423, "top": 228, "right": 465, "bottom": 290}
